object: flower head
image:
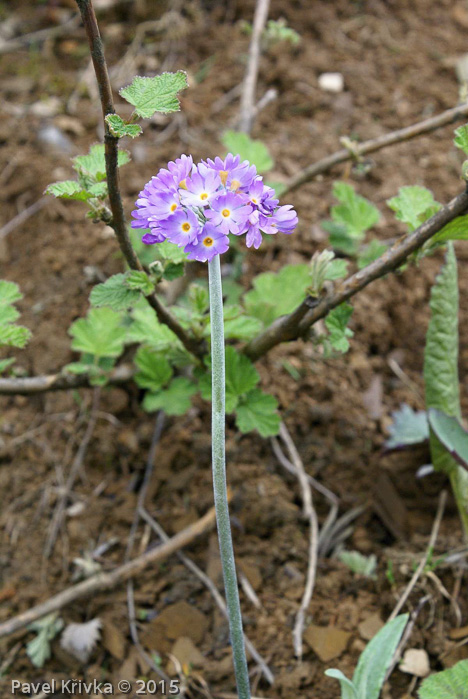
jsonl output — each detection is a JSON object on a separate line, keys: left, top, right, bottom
{"left": 132, "top": 153, "right": 298, "bottom": 260}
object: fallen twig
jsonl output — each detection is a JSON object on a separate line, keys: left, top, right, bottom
{"left": 238, "top": 0, "right": 271, "bottom": 133}
{"left": 0, "top": 505, "right": 218, "bottom": 638}
{"left": 245, "top": 188, "right": 468, "bottom": 360}
{"left": 282, "top": 101, "right": 468, "bottom": 196}
{"left": 388, "top": 490, "right": 447, "bottom": 621}
{"left": 273, "top": 423, "right": 319, "bottom": 660}
{"left": 139, "top": 508, "right": 275, "bottom": 686}
{"left": 0, "top": 198, "right": 48, "bottom": 241}
{"left": 0, "top": 364, "right": 133, "bottom": 395}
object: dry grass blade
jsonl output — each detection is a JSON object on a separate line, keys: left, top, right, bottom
{"left": 238, "top": 0, "right": 271, "bottom": 133}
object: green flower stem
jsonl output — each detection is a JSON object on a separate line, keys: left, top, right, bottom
{"left": 208, "top": 255, "right": 251, "bottom": 699}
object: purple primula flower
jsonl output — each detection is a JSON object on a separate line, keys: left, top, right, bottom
{"left": 185, "top": 224, "right": 229, "bottom": 262}
{"left": 161, "top": 209, "right": 201, "bottom": 247}
{"left": 181, "top": 170, "right": 221, "bottom": 208}
{"left": 205, "top": 192, "right": 252, "bottom": 235}
{"left": 131, "top": 153, "right": 298, "bottom": 261}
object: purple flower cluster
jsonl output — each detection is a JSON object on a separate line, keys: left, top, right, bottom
{"left": 131, "top": 154, "right": 298, "bottom": 262}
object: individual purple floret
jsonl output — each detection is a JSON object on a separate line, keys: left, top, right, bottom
{"left": 132, "top": 153, "right": 298, "bottom": 262}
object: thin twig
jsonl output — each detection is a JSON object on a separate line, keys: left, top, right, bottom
{"left": 139, "top": 508, "right": 275, "bottom": 686}
{"left": 44, "top": 388, "right": 101, "bottom": 557}
{"left": 0, "top": 199, "right": 48, "bottom": 240}
{"left": 282, "top": 101, "right": 468, "bottom": 196}
{"left": 0, "top": 364, "right": 133, "bottom": 395}
{"left": 245, "top": 188, "right": 468, "bottom": 361}
{"left": 275, "top": 423, "right": 319, "bottom": 660}
{"left": 388, "top": 491, "right": 447, "bottom": 621}
{"left": 75, "top": 0, "right": 204, "bottom": 361}
{"left": 0, "top": 505, "right": 218, "bottom": 638}
{"left": 0, "top": 14, "right": 81, "bottom": 55}
{"left": 238, "top": 0, "right": 271, "bottom": 133}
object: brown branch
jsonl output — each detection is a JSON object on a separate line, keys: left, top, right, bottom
{"left": 0, "top": 505, "right": 217, "bottom": 638}
{"left": 282, "top": 101, "right": 468, "bottom": 196}
{"left": 0, "top": 365, "right": 133, "bottom": 396}
{"left": 238, "top": 0, "right": 271, "bottom": 134}
{"left": 75, "top": 0, "right": 205, "bottom": 361}
{"left": 244, "top": 188, "right": 468, "bottom": 361}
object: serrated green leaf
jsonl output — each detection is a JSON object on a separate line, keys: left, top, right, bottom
{"left": 428, "top": 409, "right": 468, "bottom": 469}
{"left": 424, "top": 244, "right": 461, "bottom": 477}
{"left": 221, "top": 130, "right": 274, "bottom": 173}
{"left": 324, "top": 669, "right": 358, "bottom": 699}
{"left": 338, "top": 550, "right": 377, "bottom": 579}
{"left": 90, "top": 273, "right": 141, "bottom": 311}
{"left": 387, "top": 186, "right": 441, "bottom": 232}
{"left": 244, "top": 264, "right": 311, "bottom": 326}
{"left": 327, "top": 182, "right": 380, "bottom": 248}
{"left": 432, "top": 215, "right": 468, "bottom": 244}
{"left": 143, "top": 377, "right": 196, "bottom": 415}
{"left": 326, "top": 258, "right": 349, "bottom": 281}
{"left": 0, "top": 324, "right": 31, "bottom": 348}
{"left": 126, "top": 303, "right": 180, "bottom": 350}
{"left": 325, "top": 303, "right": 354, "bottom": 353}
{"left": 26, "top": 614, "right": 64, "bottom": 669}
{"left": 352, "top": 614, "right": 408, "bottom": 699}
{"left": 235, "top": 388, "right": 280, "bottom": 437}
{"left": 357, "top": 239, "right": 387, "bottom": 269}
{"left": 385, "top": 404, "right": 429, "bottom": 450}
{"left": 223, "top": 307, "right": 263, "bottom": 341}
{"left": 45, "top": 180, "right": 91, "bottom": 201}
{"left": 69, "top": 308, "right": 126, "bottom": 358}
{"left": 134, "top": 347, "right": 173, "bottom": 391}
{"left": 163, "top": 262, "right": 185, "bottom": 280}
{"left": 151, "top": 239, "right": 188, "bottom": 264}
{"left": 418, "top": 659, "right": 468, "bottom": 699}
{"left": 125, "top": 270, "right": 154, "bottom": 295}
{"left": 225, "top": 346, "right": 260, "bottom": 397}
{"left": 0, "top": 357, "right": 15, "bottom": 373}
{"left": 73, "top": 144, "right": 130, "bottom": 181}
{"left": 0, "top": 280, "right": 22, "bottom": 306}
{"left": 454, "top": 125, "right": 468, "bottom": 155}
{"left": 105, "top": 114, "right": 142, "bottom": 138}
{"left": 120, "top": 71, "right": 188, "bottom": 119}
{"left": 87, "top": 181, "right": 108, "bottom": 199}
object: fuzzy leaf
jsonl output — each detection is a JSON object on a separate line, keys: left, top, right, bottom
{"left": 45, "top": 180, "right": 91, "bottom": 201}
{"left": 352, "top": 614, "right": 409, "bottom": 699}
{"left": 385, "top": 404, "right": 429, "bottom": 450}
{"left": 0, "top": 324, "right": 31, "bottom": 348}
{"left": 73, "top": 144, "right": 130, "bottom": 181}
{"left": 357, "top": 239, "right": 387, "bottom": 269}
{"left": 60, "top": 619, "right": 101, "bottom": 664}
{"left": 244, "top": 264, "right": 311, "bottom": 327}
{"left": 324, "top": 669, "right": 358, "bottom": 699}
{"left": 387, "top": 186, "right": 441, "bottom": 232}
{"left": 235, "top": 388, "right": 280, "bottom": 437}
{"left": 134, "top": 347, "right": 173, "bottom": 391}
{"left": 338, "top": 550, "right": 377, "bottom": 579}
{"left": 325, "top": 303, "right": 354, "bottom": 353}
{"left": 105, "top": 114, "right": 142, "bottom": 138}
{"left": 125, "top": 270, "right": 154, "bottom": 295}
{"left": 127, "top": 304, "right": 180, "bottom": 351}
{"left": 325, "top": 182, "right": 380, "bottom": 251}
{"left": 90, "top": 273, "right": 141, "bottom": 311}
{"left": 26, "top": 614, "right": 64, "bottom": 669}
{"left": 222, "top": 130, "right": 274, "bottom": 173}
{"left": 225, "top": 346, "right": 260, "bottom": 398}
{"left": 120, "top": 71, "right": 188, "bottom": 118}
{"left": 432, "top": 216, "right": 468, "bottom": 244}
{"left": 418, "top": 659, "right": 468, "bottom": 699}
{"left": 454, "top": 125, "right": 468, "bottom": 155}
{"left": 428, "top": 409, "right": 468, "bottom": 469}
{"left": 223, "top": 307, "right": 263, "bottom": 341}
{"left": 143, "top": 377, "right": 196, "bottom": 415}
{"left": 69, "top": 308, "right": 126, "bottom": 359}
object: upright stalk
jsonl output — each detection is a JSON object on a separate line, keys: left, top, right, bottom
{"left": 208, "top": 256, "right": 251, "bottom": 699}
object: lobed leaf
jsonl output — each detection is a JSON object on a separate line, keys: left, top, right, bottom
{"left": 454, "top": 124, "right": 468, "bottom": 155}
{"left": 125, "top": 270, "right": 154, "bottom": 296}
{"left": 0, "top": 324, "right": 31, "bottom": 348}
{"left": 105, "top": 114, "right": 142, "bottom": 139}
{"left": 235, "top": 389, "right": 280, "bottom": 437}
{"left": 325, "top": 303, "right": 354, "bottom": 353}
{"left": 90, "top": 274, "right": 141, "bottom": 311}
{"left": 45, "top": 180, "right": 91, "bottom": 201}
{"left": 418, "top": 659, "right": 468, "bottom": 699}
{"left": 385, "top": 404, "right": 429, "bottom": 450}
{"left": 73, "top": 144, "right": 130, "bottom": 181}
{"left": 225, "top": 346, "right": 260, "bottom": 398}
{"left": 143, "top": 377, "right": 196, "bottom": 415}
{"left": 244, "top": 264, "right": 311, "bottom": 327}
{"left": 222, "top": 130, "right": 274, "bottom": 173}
{"left": 134, "top": 347, "right": 173, "bottom": 392}
{"left": 432, "top": 215, "right": 468, "bottom": 244}
{"left": 120, "top": 71, "right": 188, "bottom": 119}
{"left": 387, "top": 186, "right": 441, "bottom": 232}
{"left": 69, "top": 308, "right": 126, "bottom": 359}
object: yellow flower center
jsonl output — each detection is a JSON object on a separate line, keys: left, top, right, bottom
{"left": 230, "top": 179, "right": 241, "bottom": 191}
{"left": 179, "top": 179, "right": 187, "bottom": 190}
{"left": 203, "top": 237, "right": 214, "bottom": 247}
{"left": 221, "top": 208, "right": 230, "bottom": 218}
{"left": 251, "top": 197, "right": 258, "bottom": 204}
{"left": 182, "top": 222, "right": 191, "bottom": 232}
{"left": 219, "top": 170, "right": 228, "bottom": 185}
{"left": 200, "top": 192, "right": 208, "bottom": 201}
{"left": 170, "top": 203, "right": 178, "bottom": 212}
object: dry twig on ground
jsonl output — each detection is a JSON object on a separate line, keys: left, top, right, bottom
{"left": 238, "top": 0, "right": 271, "bottom": 133}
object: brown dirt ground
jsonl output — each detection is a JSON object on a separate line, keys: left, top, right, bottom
{"left": 1, "top": 0, "right": 468, "bottom": 696}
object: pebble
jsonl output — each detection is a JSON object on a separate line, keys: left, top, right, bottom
{"left": 318, "top": 72, "right": 344, "bottom": 93}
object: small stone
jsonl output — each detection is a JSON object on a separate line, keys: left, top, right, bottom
{"left": 303, "top": 625, "right": 351, "bottom": 662}
{"left": 400, "top": 648, "right": 431, "bottom": 678}
{"left": 358, "top": 613, "right": 384, "bottom": 641}
{"left": 318, "top": 72, "right": 344, "bottom": 93}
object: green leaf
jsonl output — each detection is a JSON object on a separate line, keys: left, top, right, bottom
{"left": 352, "top": 614, "right": 409, "bottom": 699}
{"left": 0, "top": 324, "right": 31, "bottom": 348}
{"left": 225, "top": 346, "right": 260, "bottom": 398}
{"left": 327, "top": 181, "right": 380, "bottom": 246}
{"left": 387, "top": 186, "right": 441, "bottom": 232}
{"left": 244, "top": 264, "right": 311, "bottom": 326}
{"left": 223, "top": 306, "right": 263, "bottom": 341}
{"left": 105, "top": 114, "right": 142, "bottom": 139}
{"left": 222, "top": 130, "right": 274, "bottom": 173}
{"left": 325, "top": 303, "right": 354, "bottom": 353}
{"left": 0, "top": 280, "right": 22, "bottom": 306}
{"left": 433, "top": 215, "right": 468, "bottom": 244}
{"left": 235, "top": 388, "right": 280, "bottom": 437}
{"left": 143, "top": 377, "right": 196, "bottom": 415}
{"left": 428, "top": 409, "right": 468, "bottom": 469}
{"left": 357, "top": 239, "right": 387, "bottom": 269}
{"left": 163, "top": 262, "right": 185, "bottom": 281}
{"left": 87, "top": 181, "right": 108, "bottom": 199}
{"left": 69, "top": 308, "right": 126, "bottom": 358}
{"left": 126, "top": 303, "right": 180, "bottom": 351}
{"left": 385, "top": 404, "right": 429, "bottom": 450}
{"left": 338, "top": 550, "right": 377, "bottom": 579}
{"left": 134, "top": 347, "right": 173, "bottom": 391}
{"left": 309, "top": 250, "right": 348, "bottom": 297}
{"left": 454, "top": 125, "right": 468, "bottom": 155}
{"left": 45, "top": 180, "right": 91, "bottom": 201}
{"left": 418, "top": 659, "right": 468, "bottom": 699}
{"left": 125, "top": 270, "right": 154, "bottom": 295}
{"left": 324, "top": 669, "right": 358, "bottom": 699}
{"left": 151, "top": 239, "right": 188, "bottom": 264}
{"left": 73, "top": 144, "right": 130, "bottom": 181}
{"left": 90, "top": 273, "right": 141, "bottom": 311}
{"left": 264, "top": 18, "right": 301, "bottom": 46}
{"left": 0, "top": 280, "right": 31, "bottom": 348}
{"left": 120, "top": 71, "right": 188, "bottom": 119}
{"left": 26, "top": 614, "right": 64, "bottom": 669}
{"left": 0, "top": 357, "right": 15, "bottom": 373}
